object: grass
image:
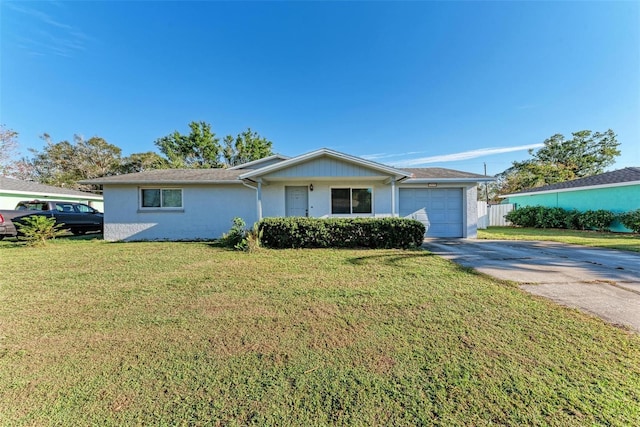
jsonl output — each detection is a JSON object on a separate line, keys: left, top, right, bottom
{"left": 1, "top": 237, "right": 639, "bottom": 425}
{"left": 479, "top": 226, "right": 640, "bottom": 252}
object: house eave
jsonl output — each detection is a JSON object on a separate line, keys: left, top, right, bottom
{"left": 258, "top": 175, "right": 399, "bottom": 182}
{"left": 92, "top": 179, "right": 245, "bottom": 186}
{"left": 403, "top": 177, "right": 495, "bottom": 184}
{"left": 501, "top": 180, "right": 640, "bottom": 198}
{"left": 0, "top": 188, "right": 103, "bottom": 200}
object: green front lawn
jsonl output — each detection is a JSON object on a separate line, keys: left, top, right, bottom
{"left": 479, "top": 226, "right": 640, "bottom": 252}
{"left": 1, "top": 238, "right": 639, "bottom": 425}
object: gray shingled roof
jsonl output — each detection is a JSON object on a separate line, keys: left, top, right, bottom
{"left": 511, "top": 167, "right": 640, "bottom": 195}
{"left": 82, "top": 166, "right": 491, "bottom": 185}
{"left": 0, "top": 176, "right": 103, "bottom": 198}
{"left": 403, "top": 167, "right": 490, "bottom": 180}
{"left": 81, "top": 168, "right": 246, "bottom": 185}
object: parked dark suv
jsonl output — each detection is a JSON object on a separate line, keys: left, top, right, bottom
{"left": 0, "top": 200, "right": 103, "bottom": 239}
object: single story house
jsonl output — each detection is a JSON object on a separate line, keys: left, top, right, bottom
{"left": 82, "top": 148, "right": 493, "bottom": 241}
{"left": 502, "top": 167, "right": 640, "bottom": 232}
{"left": 0, "top": 176, "right": 104, "bottom": 211}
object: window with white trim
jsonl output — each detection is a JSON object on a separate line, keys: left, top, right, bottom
{"left": 331, "top": 188, "right": 372, "bottom": 214}
{"left": 140, "top": 188, "right": 183, "bottom": 209}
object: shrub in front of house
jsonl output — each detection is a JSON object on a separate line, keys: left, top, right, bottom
{"left": 505, "top": 206, "right": 547, "bottom": 228}
{"left": 220, "top": 217, "right": 248, "bottom": 248}
{"left": 505, "top": 205, "right": 619, "bottom": 231}
{"left": 577, "top": 210, "right": 617, "bottom": 232}
{"left": 257, "top": 217, "right": 425, "bottom": 249}
{"left": 619, "top": 209, "right": 640, "bottom": 233}
{"left": 16, "top": 215, "right": 66, "bottom": 246}
{"left": 220, "top": 217, "right": 262, "bottom": 252}
{"left": 536, "top": 207, "right": 568, "bottom": 229}
{"left": 563, "top": 209, "right": 583, "bottom": 230}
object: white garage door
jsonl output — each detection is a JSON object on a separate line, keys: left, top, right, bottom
{"left": 399, "top": 188, "right": 464, "bottom": 237}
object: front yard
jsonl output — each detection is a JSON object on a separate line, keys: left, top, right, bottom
{"left": 1, "top": 238, "right": 639, "bottom": 425}
{"left": 479, "top": 226, "right": 640, "bottom": 252}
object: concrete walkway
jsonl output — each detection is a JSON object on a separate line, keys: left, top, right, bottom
{"left": 423, "top": 239, "right": 640, "bottom": 332}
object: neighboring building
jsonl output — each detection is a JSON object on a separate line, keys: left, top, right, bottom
{"left": 82, "top": 148, "right": 493, "bottom": 241}
{"left": 0, "top": 177, "right": 104, "bottom": 211}
{"left": 502, "top": 167, "right": 640, "bottom": 232}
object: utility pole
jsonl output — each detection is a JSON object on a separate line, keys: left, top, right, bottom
{"left": 484, "top": 162, "right": 489, "bottom": 204}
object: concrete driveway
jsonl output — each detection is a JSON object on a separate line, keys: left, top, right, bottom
{"left": 423, "top": 239, "right": 640, "bottom": 332}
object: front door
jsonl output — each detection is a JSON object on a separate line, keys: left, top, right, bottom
{"left": 285, "top": 186, "right": 309, "bottom": 217}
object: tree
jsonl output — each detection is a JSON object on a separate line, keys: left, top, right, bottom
{"left": 25, "top": 134, "right": 123, "bottom": 190}
{"left": 5, "top": 158, "right": 35, "bottom": 181}
{"left": 76, "top": 135, "right": 123, "bottom": 179}
{"left": 13, "top": 131, "right": 169, "bottom": 188}
{"left": 0, "top": 125, "right": 19, "bottom": 176}
{"left": 155, "top": 121, "right": 222, "bottom": 168}
{"left": 477, "top": 180, "right": 502, "bottom": 204}
{"left": 222, "top": 128, "right": 273, "bottom": 167}
{"left": 154, "top": 122, "right": 274, "bottom": 169}
{"left": 497, "top": 129, "right": 620, "bottom": 195}
{"left": 120, "top": 151, "right": 168, "bottom": 174}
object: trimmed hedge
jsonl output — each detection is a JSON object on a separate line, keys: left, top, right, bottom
{"left": 619, "top": 209, "right": 640, "bottom": 233}
{"left": 505, "top": 205, "right": 625, "bottom": 232}
{"left": 257, "top": 217, "right": 426, "bottom": 249}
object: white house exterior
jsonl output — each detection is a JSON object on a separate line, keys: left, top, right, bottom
{"left": 82, "top": 149, "right": 492, "bottom": 241}
{"left": 0, "top": 176, "right": 104, "bottom": 211}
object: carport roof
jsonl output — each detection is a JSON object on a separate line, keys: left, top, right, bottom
{"left": 0, "top": 176, "right": 103, "bottom": 199}
{"left": 81, "top": 168, "right": 246, "bottom": 185}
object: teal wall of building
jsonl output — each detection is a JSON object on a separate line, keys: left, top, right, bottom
{"left": 508, "top": 184, "right": 639, "bottom": 232}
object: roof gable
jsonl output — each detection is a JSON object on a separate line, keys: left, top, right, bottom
{"left": 228, "top": 154, "right": 291, "bottom": 170}
{"left": 239, "top": 148, "right": 411, "bottom": 181}
{"left": 260, "top": 156, "right": 390, "bottom": 180}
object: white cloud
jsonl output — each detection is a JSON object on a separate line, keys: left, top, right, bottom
{"left": 363, "top": 143, "right": 545, "bottom": 167}
{"left": 5, "top": 3, "right": 89, "bottom": 58}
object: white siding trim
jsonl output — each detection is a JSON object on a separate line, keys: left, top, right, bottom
{"left": 391, "top": 179, "right": 396, "bottom": 216}
{"left": 0, "top": 188, "right": 103, "bottom": 200}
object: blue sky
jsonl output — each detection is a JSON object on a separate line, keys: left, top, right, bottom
{"left": 1, "top": 1, "right": 638, "bottom": 176}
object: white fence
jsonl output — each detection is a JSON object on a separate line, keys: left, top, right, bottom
{"left": 477, "top": 202, "right": 514, "bottom": 229}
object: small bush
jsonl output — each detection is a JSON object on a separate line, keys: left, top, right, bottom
{"left": 505, "top": 206, "right": 546, "bottom": 228}
{"left": 563, "top": 209, "right": 583, "bottom": 230}
{"left": 220, "top": 218, "right": 262, "bottom": 252}
{"left": 16, "top": 215, "right": 66, "bottom": 246}
{"left": 258, "top": 217, "right": 425, "bottom": 249}
{"left": 536, "top": 207, "right": 568, "bottom": 229}
{"left": 220, "top": 217, "right": 248, "bottom": 249}
{"left": 619, "top": 209, "right": 640, "bottom": 233}
{"left": 579, "top": 210, "right": 617, "bottom": 232}
{"left": 235, "top": 223, "right": 262, "bottom": 252}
